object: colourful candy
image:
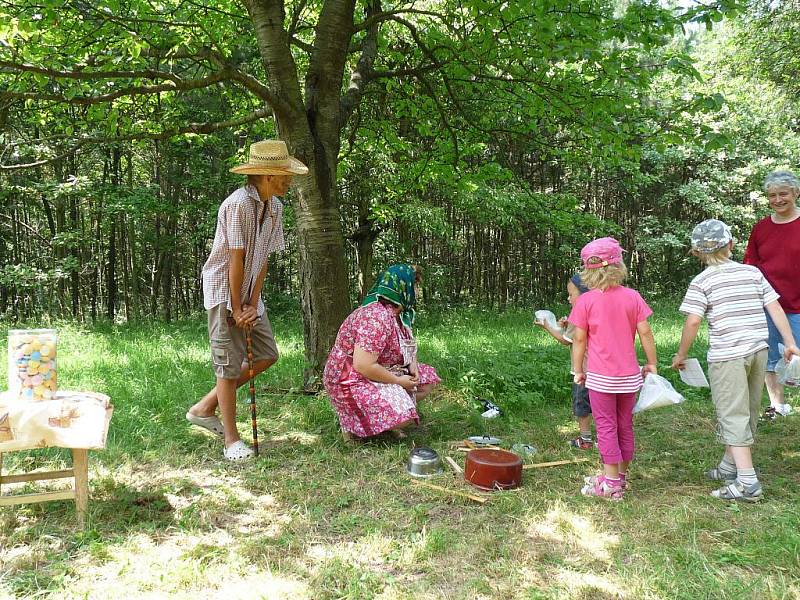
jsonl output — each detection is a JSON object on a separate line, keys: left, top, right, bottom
{"left": 8, "top": 329, "right": 58, "bottom": 401}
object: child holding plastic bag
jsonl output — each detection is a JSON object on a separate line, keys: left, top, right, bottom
{"left": 634, "top": 373, "right": 684, "bottom": 413}
{"left": 569, "top": 238, "right": 657, "bottom": 500}
{"left": 535, "top": 274, "right": 596, "bottom": 450}
{"left": 672, "top": 219, "right": 800, "bottom": 502}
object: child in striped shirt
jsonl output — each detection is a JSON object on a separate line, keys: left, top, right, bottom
{"left": 673, "top": 219, "right": 800, "bottom": 502}
{"left": 569, "top": 238, "right": 658, "bottom": 500}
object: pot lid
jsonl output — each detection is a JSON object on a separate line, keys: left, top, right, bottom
{"left": 468, "top": 435, "right": 502, "bottom": 445}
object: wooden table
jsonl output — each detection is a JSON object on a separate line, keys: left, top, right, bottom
{"left": 0, "top": 449, "right": 89, "bottom": 527}
{"left": 0, "top": 390, "right": 112, "bottom": 528}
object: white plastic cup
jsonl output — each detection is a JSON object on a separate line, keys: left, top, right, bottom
{"left": 7, "top": 329, "right": 58, "bottom": 401}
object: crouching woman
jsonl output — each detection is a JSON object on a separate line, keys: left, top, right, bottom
{"left": 323, "top": 264, "right": 441, "bottom": 441}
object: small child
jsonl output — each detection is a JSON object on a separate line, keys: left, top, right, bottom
{"left": 535, "top": 274, "right": 595, "bottom": 450}
{"left": 672, "top": 219, "right": 800, "bottom": 502}
{"left": 569, "top": 237, "right": 657, "bottom": 500}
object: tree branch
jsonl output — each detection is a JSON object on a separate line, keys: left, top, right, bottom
{"left": 414, "top": 72, "right": 460, "bottom": 163}
{"left": 0, "top": 213, "right": 53, "bottom": 247}
{"left": 340, "top": 0, "right": 381, "bottom": 126}
{"left": 352, "top": 8, "right": 450, "bottom": 33}
{"left": 1, "top": 108, "right": 272, "bottom": 170}
{"left": 2, "top": 71, "right": 231, "bottom": 105}
{"left": 0, "top": 59, "right": 191, "bottom": 84}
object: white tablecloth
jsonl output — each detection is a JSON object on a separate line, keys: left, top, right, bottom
{"left": 0, "top": 390, "right": 113, "bottom": 452}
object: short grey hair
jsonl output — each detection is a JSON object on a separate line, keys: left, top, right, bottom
{"left": 763, "top": 170, "right": 800, "bottom": 193}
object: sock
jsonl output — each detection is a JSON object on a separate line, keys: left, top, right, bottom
{"left": 580, "top": 430, "right": 593, "bottom": 442}
{"left": 736, "top": 468, "right": 758, "bottom": 487}
{"left": 719, "top": 455, "right": 736, "bottom": 477}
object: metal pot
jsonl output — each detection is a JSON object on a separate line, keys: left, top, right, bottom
{"left": 464, "top": 449, "right": 522, "bottom": 491}
{"left": 406, "top": 447, "right": 443, "bottom": 478}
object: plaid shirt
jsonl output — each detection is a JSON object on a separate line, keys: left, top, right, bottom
{"left": 202, "top": 185, "right": 285, "bottom": 316}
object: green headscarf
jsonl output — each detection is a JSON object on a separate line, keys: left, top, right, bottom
{"left": 361, "top": 264, "right": 417, "bottom": 327}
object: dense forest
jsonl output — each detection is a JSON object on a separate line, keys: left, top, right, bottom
{"left": 2, "top": 0, "right": 800, "bottom": 370}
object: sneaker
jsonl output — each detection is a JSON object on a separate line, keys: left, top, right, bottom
{"left": 581, "top": 475, "right": 624, "bottom": 500}
{"left": 569, "top": 436, "right": 594, "bottom": 450}
{"left": 762, "top": 406, "right": 777, "bottom": 422}
{"left": 481, "top": 407, "right": 501, "bottom": 419}
{"left": 774, "top": 403, "right": 793, "bottom": 417}
{"left": 710, "top": 480, "right": 763, "bottom": 503}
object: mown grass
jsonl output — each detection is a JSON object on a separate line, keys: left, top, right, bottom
{"left": 1, "top": 304, "right": 799, "bottom": 599}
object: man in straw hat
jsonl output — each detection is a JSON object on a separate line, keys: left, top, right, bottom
{"left": 186, "top": 140, "right": 308, "bottom": 461}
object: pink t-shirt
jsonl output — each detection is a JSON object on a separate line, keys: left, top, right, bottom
{"left": 568, "top": 286, "right": 653, "bottom": 378}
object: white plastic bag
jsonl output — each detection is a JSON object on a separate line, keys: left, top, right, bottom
{"left": 633, "top": 374, "right": 685, "bottom": 414}
{"left": 534, "top": 310, "right": 558, "bottom": 330}
{"left": 776, "top": 353, "right": 800, "bottom": 387}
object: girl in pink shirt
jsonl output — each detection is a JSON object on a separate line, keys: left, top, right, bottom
{"left": 568, "top": 237, "right": 658, "bottom": 500}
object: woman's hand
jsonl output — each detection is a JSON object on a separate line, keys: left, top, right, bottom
{"left": 396, "top": 374, "right": 419, "bottom": 393}
{"left": 783, "top": 344, "right": 800, "bottom": 361}
{"left": 408, "top": 360, "right": 419, "bottom": 379}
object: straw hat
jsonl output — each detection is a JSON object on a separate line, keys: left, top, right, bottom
{"left": 230, "top": 140, "right": 309, "bottom": 175}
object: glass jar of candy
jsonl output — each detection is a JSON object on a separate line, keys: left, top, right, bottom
{"left": 7, "top": 329, "right": 58, "bottom": 401}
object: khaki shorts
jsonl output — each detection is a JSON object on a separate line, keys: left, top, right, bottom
{"left": 708, "top": 348, "right": 767, "bottom": 446}
{"left": 207, "top": 303, "right": 279, "bottom": 380}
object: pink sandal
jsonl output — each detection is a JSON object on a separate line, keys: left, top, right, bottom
{"left": 581, "top": 475, "right": 624, "bottom": 500}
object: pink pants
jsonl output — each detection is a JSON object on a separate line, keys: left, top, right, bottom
{"left": 588, "top": 390, "right": 636, "bottom": 464}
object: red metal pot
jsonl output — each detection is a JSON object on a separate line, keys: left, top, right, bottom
{"left": 464, "top": 449, "right": 523, "bottom": 491}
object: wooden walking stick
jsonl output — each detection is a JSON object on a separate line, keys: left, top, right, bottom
{"left": 245, "top": 324, "right": 259, "bottom": 456}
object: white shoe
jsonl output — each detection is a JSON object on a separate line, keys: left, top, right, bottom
{"left": 223, "top": 440, "right": 254, "bottom": 461}
{"left": 774, "top": 403, "right": 793, "bottom": 416}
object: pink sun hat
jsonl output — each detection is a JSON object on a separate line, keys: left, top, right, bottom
{"left": 581, "top": 237, "right": 624, "bottom": 269}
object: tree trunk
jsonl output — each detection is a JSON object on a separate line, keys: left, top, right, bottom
{"left": 246, "top": 0, "right": 355, "bottom": 385}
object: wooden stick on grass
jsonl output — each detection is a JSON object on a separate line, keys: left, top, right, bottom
{"left": 444, "top": 456, "right": 463, "bottom": 474}
{"left": 522, "top": 457, "right": 591, "bottom": 470}
{"left": 411, "top": 480, "right": 488, "bottom": 504}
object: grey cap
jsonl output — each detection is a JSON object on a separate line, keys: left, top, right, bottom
{"left": 691, "top": 219, "right": 732, "bottom": 253}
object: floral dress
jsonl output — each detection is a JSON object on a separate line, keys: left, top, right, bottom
{"left": 323, "top": 302, "right": 441, "bottom": 437}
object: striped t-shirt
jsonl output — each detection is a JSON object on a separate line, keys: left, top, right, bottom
{"left": 679, "top": 261, "right": 778, "bottom": 363}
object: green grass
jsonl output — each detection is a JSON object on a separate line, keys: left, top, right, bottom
{"left": 1, "top": 305, "right": 799, "bottom": 599}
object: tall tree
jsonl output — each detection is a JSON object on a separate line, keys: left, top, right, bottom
{"left": 0, "top": 0, "right": 729, "bottom": 380}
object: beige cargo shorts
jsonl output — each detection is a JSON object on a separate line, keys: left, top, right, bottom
{"left": 708, "top": 348, "right": 767, "bottom": 446}
{"left": 207, "top": 303, "right": 279, "bottom": 380}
